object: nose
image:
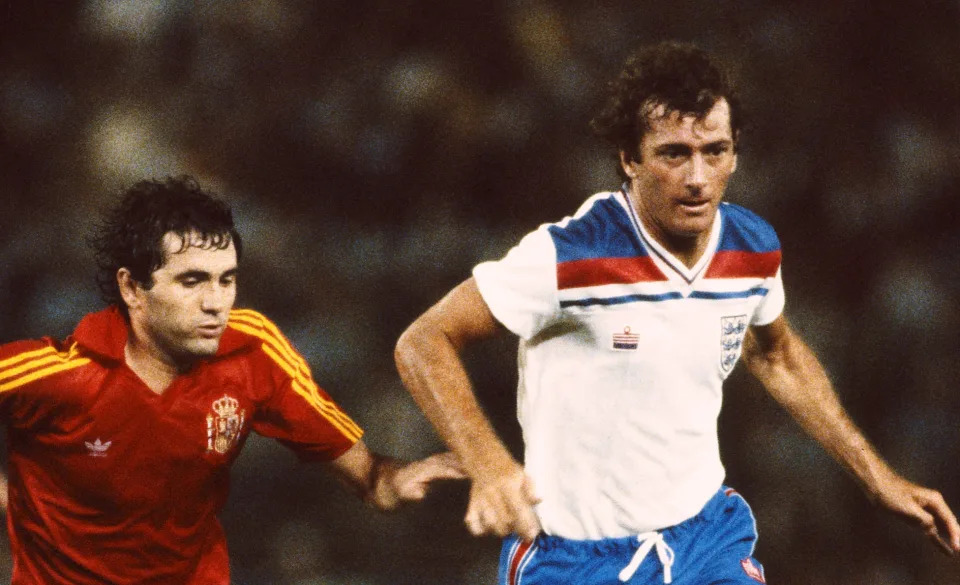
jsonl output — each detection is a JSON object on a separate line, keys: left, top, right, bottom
{"left": 686, "top": 154, "right": 707, "bottom": 191}
{"left": 200, "top": 282, "right": 231, "bottom": 314}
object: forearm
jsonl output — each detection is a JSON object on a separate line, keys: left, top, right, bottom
{"left": 745, "top": 328, "right": 897, "bottom": 499}
{"left": 394, "top": 320, "right": 516, "bottom": 478}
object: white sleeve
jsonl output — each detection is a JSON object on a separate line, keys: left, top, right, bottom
{"left": 752, "top": 265, "right": 785, "bottom": 326}
{"left": 472, "top": 228, "right": 559, "bottom": 340}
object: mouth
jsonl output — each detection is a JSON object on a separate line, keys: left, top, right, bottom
{"left": 677, "top": 199, "right": 713, "bottom": 214}
{"left": 197, "top": 323, "right": 226, "bottom": 339}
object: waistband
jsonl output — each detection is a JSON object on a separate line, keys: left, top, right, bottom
{"left": 534, "top": 485, "right": 735, "bottom": 554}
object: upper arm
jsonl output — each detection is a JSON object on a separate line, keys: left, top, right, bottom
{"left": 742, "top": 314, "right": 794, "bottom": 376}
{"left": 0, "top": 338, "right": 90, "bottom": 427}
{"left": 742, "top": 314, "right": 827, "bottom": 403}
{"left": 401, "top": 277, "right": 503, "bottom": 351}
{"left": 230, "top": 310, "right": 364, "bottom": 458}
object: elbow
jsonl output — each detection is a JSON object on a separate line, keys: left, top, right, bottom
{"left": 394, "top": 319, "right": 426, "bottom": 373}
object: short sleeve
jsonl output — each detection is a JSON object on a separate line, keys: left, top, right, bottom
{"left": 472, "top": 228, "right": 559, "bottom": 340}
{"left": 253, "top": 373, "right": 363, "bottom": 463}
{"left": 0, "top": 338, "right": 89, "bottom": 429}
{"left": 752, "top": 266, "right": 785, "bottom": 326}
{"left": 230, "top": 310, "right": 363, "bottom": 462}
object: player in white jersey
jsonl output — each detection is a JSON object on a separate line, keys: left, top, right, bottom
{"left": 394, "top": 42, "right": 960, "bottom": 583}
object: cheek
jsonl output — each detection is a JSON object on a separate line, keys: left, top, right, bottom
{"left": 710, "top": 160, "right": 737, "bottom": 182}
{"left": 147, "top": 294, "right": 196, "bottom": 328}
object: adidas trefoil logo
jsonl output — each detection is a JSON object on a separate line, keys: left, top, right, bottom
{"left": 85, "top": 438, "right": 112, "bottom": 457}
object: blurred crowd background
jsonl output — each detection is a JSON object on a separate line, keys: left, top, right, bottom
{"left": 1, "top": 1, "right": 959, "bottom": 583}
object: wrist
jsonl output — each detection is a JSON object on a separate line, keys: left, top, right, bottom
{"left": 368, "top": 456, "right": 404, "bottom": 511}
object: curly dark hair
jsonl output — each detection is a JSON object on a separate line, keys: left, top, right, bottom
{"left": 590, "top": 41, "right": 742, "bottom": 180}
{"left": 90, "top": 176, "right": 242, "bottom": 312}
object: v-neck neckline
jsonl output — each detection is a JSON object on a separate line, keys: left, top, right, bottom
{"left": 618, "top": 189, "right": 723, "bottom": 286}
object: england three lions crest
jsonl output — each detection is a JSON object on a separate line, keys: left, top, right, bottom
{"left": 206, "top": 394, "right": 246, "bottom": 454}
{"left": 720, "top": 315, "right": 748, "bottom": 373}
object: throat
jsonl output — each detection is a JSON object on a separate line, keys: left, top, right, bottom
{"left": 660, "top": 233, "right": 709, "bottom": 269}
{"left": 124, "top": 343, "right": 183, "bottom": 395}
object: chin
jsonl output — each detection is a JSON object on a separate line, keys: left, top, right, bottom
{"left": 187, "top": 339, "right": 221, "bottom": 358}
{"left": 672, "top": 223, "right": 712, "bottom": 238}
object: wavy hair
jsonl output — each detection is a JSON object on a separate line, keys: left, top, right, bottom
{"left": 90, "top": 176, "right": 242, "bottom": 312}
{"left": 590, "top": 41, "right": 742, "bottom": 180}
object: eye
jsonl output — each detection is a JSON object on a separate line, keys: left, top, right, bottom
{"left": 220, "top": 274, "right": 237, "bottom": 286}
{"left": 181, "top": 277, "right": 201, "bottom": 288}
{"left": 655, "top": 146, "right": 691, "bottom": 164}
{"left": 704, "top": 143, "right": 730, "bottom": 157}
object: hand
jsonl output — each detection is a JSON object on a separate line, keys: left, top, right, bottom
{"left": 465, "top": 462, "right": 541, "bottom": 541}
{"left": 382, "top": 451, "right": 466, "bottom": 509}
{"left": 872, "top": 473, "right": 960, "bottom": 556}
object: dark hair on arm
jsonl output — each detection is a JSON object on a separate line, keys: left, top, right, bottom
{"left": 590, "top": 41, "right": 743, "bottom": 179}
{"left": 90, "top": 175, "right": 242, "bottom": 312}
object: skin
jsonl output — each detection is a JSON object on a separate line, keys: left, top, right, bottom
{"left": 115, "top": 230, "right": 464, "bottom": 510}
{"left": 620, "top": 99, "right": 737, "bottom": 268}
{"left": 395, "top": 100, "right": 960, "bottom": 554}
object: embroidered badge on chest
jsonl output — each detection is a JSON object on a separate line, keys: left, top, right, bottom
{"left": 206, "top": 395, "right": 246, "bottom": 454}
{"left": 720, "top": 315, "right": 748, "bottom": 372}
{"left": 611, "top": 326, "right": 639, "bottom": 351}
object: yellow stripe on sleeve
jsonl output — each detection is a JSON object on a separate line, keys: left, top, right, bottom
{"left": 0, "top": 343, "right": 91, "bottom": 393}
{"left": 0, "top": 353, "right": 70, "bottom": 385}
{"left": 227, "top": 311, "right": 363, "bottom": 441}
{"left": 0, "top": 346, "right": 58, "bottom": 370}
{"left": 231, "top": 310, "right": 315, "bottom": 379}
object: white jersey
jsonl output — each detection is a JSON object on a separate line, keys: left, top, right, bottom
{"left": 473, "top": 190, "right": 785, "bottom": 539}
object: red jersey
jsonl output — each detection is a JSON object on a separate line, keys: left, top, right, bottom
{"left": 0, "top": 307, "right": 362, "bottom": 584}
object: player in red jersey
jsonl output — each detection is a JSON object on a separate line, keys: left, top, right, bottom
{"left": 0, "top": 176, "right": 464, "bottom": 585}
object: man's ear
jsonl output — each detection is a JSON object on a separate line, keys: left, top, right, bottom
{"left": 117, "top": 268, "right": 141, "bottom": 310}
{"left": 619, "top": 150, "right": 637, "bottom": 178}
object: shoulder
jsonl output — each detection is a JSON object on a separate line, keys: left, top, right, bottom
{"left": 718, "top": 202, "right": 781, "bottom": 253}
{"left": 546, "top": 190, "right": 639, "bottom": 262}
{"left": 224, "top": 309, "right": 307, "bottom": 374}
{"left": 0, "top": 337, "right": 95, "bottom": 395}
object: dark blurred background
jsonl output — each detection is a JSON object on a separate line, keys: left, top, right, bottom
{"left": 1, "top": 1, "right": 959, "bottom": 583}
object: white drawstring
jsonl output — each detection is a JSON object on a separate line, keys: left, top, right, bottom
{"left": 618, "top": 531, "right": 675, "bottom": 583}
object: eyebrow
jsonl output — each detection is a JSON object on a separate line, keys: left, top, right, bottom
{"left": 174, "top": 267, "right": 239, "bottom": 281}
{"left": 653, "top": 139, "right": 732, "bottom": 150}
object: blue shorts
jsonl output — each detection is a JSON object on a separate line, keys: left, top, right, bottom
{"left": 498, "top": 486, "right": 767, "bottom": 585}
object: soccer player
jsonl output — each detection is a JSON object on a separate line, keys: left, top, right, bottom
{"left": 394, "top": 42, "right": 960, "bottom": 584}
{"left": 0, "top": 176, "right": 464, "bottom": 584}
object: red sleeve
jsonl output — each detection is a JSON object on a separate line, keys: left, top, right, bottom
{"left": 226, "top": 310, "right": 363, "bottom": 462}
{"left": 0, "top": 337, "right": 91, "bottom": 428}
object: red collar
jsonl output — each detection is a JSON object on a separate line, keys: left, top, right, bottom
{"left": 73, "top": 306, "right": 257, "bottom": 363}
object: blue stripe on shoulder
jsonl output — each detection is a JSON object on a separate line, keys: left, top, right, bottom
{"left": 717, "top": 203, "right": 780, "bottom": 253}
{"left": 548, "top": 195, "right": 645, "bottom": 263}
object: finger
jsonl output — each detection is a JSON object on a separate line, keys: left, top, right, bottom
{"left": 522, "top": 476, "right": 542, "bottom": 505}
{"left": 465, "top": 505, "right": 486, "bottom": 536}
{"left": 466, "top": 490, "right": 509, "bottom": 537}
{"left": 505, "top": 484, "right": 541, "bottom": 541}
{"left": 432, "top": 464, "right": 469, "bottom": 480}
{"left": 926, "top": 523, "right": 954, "bottom": 557}
{"left": 924, "top": 493, "right": 960, "bottom": 553}
{"left": 512, "top": 507, "right": 542, "bottom": 542}
{"left": 909, "top": 506, "right": 956, "bottom": 556}
{"left": 406, "top": 483, "right": 428, "bottom": 501}
{"left": 478, "top": 502, "right": 511, "bottom": 537}
{"left": 434, "top": 451, "right": 467, "bottom": 473}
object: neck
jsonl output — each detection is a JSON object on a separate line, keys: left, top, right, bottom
{"left": 626, "top": 196, "right": 712, "bottom": 269}
{"left": 124, "top": 329, "right": 186, "bottom": 395}
{"left": 653, "top": 230, "right": 710, "bottom": 269}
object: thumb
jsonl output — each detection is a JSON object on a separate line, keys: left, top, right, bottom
{"left": 522, "top": 476, "right": 541, "bottom": 505}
